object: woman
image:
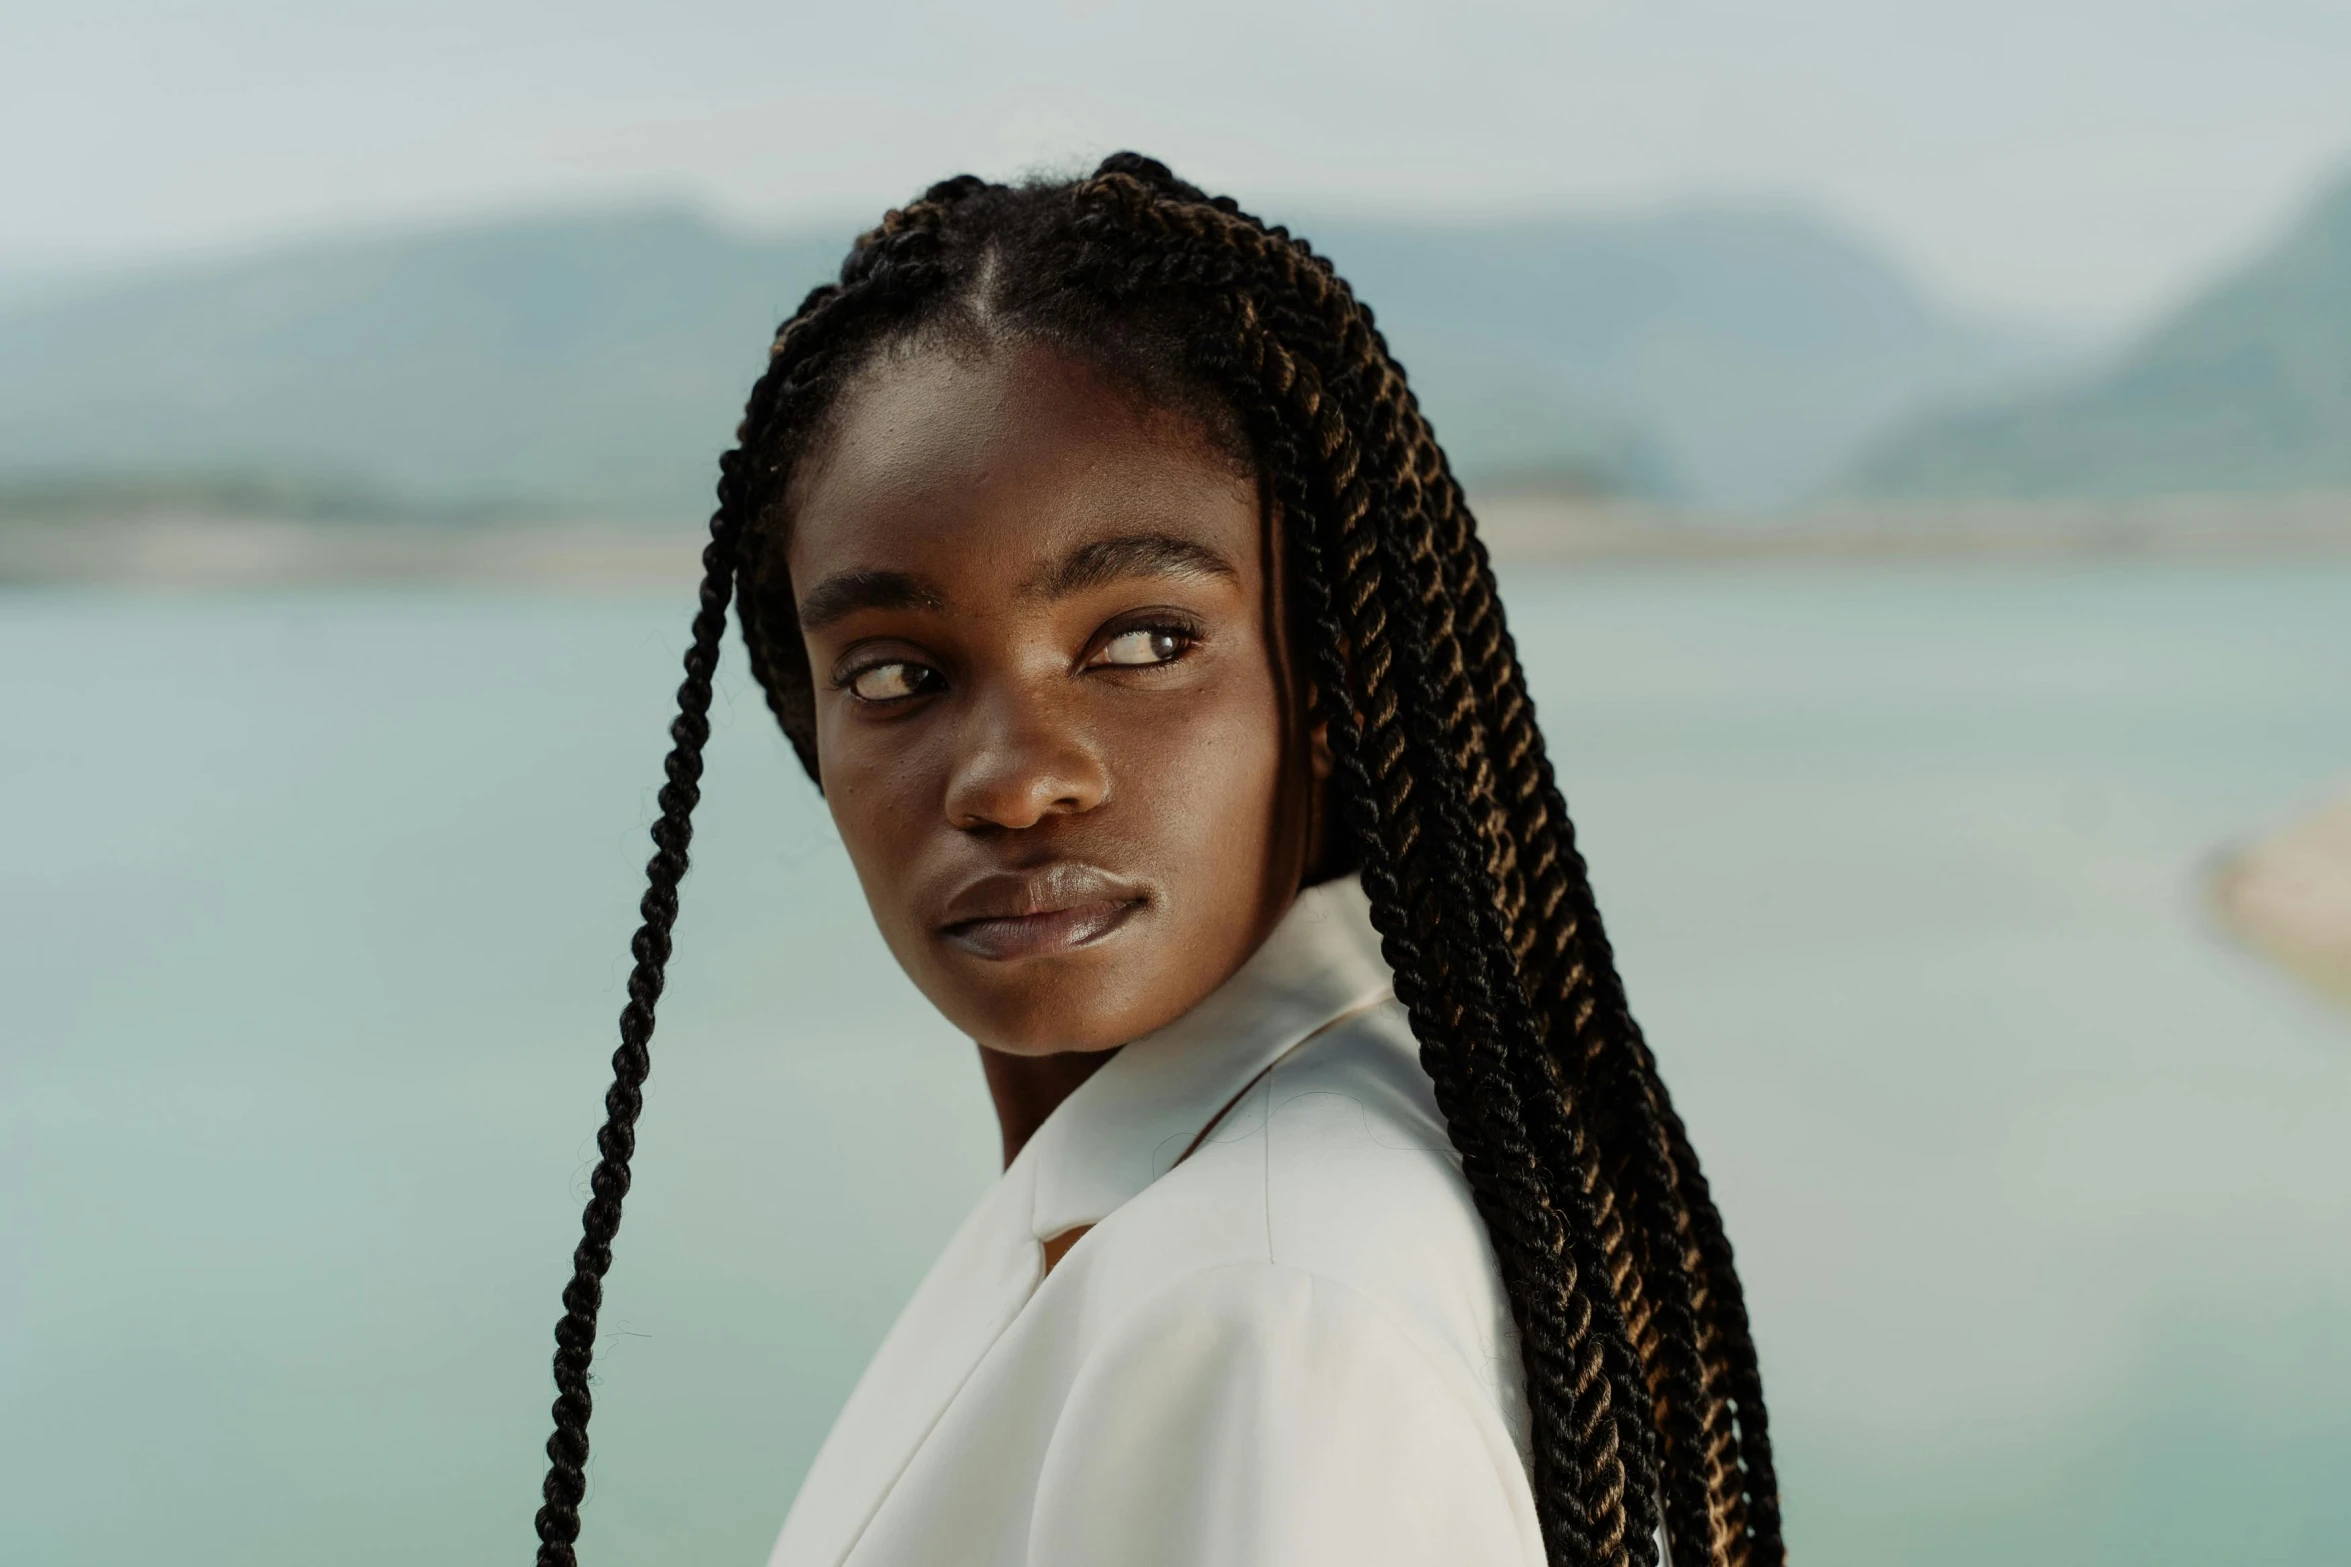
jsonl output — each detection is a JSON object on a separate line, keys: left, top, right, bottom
{"left": 531, "top": 156, "right": 1780, "bottom": 1567}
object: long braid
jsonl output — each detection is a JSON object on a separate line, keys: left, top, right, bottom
{"left": 1328, "top": 284, "right": 1669, "bottom": 1567}
{"left": 1321, "top": 237, "right": 1759, "bottom": 1557}
{"left": 540, "top": 153, "right": 1783, "bottom": 1567}
{"left": 1358, "top": 412, "right": 1644, "bottom": 1567}
{"left": 1472, "top": 593, "right": 1754, "bottom": 1560}
{"left": 1401, "top": 463, "right": 1669, "bottom": 1516}
{"left": 1415, "top": 373, "right": 1753, "bottom": 1561}
{"left": 1424, "top": 473, "right": 1674, "bottom": 1539}
{"left": 1383, "top": 440, "right": 1720, "bottom": 1555}
{"left": 532, "top": 501, "right": 737, "bottom": 1566}
{"left": 1659, "top": 1085, "right": 1784, "bottom": 1561}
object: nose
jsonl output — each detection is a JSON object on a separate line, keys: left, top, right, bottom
{"left": 942, "top": 683, "right": 1109, "bottom": 832}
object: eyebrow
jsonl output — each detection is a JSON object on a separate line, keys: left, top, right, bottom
{"left": 794, "top": 568, "right": 948, "bottom": 632}
{"left": 795, "top": 533, "right": 1238, "bottom": 633}
{"left": 1022, "top": 533, "right": 1240, "bottom": 600}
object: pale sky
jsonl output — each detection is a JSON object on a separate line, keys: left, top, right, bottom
{"left": 7, "top": 0, "right": 2350, "bottom": 333}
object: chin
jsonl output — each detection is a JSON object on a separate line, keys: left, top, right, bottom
{"left": 974, "top": 994, "right": 1141, "bottom": 1057}
{"left": 933, "top": 956, "right": 1160, "bottom": 1058}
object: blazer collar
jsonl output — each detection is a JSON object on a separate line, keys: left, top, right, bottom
{"left": 1020, "top": 873, "right": 1393, "bottom": 1243}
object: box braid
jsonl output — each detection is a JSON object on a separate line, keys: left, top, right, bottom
{"left": 531, "top": 156, "right": 1781, "bottom": 1567}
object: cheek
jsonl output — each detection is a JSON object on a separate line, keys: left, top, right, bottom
{"left": 1111, "top": 666, "right": 1289, "bottom": 858}
{"left": 816, "top": 716, "right": 932, "bottom": 882}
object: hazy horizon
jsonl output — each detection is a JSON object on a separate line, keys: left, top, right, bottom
{"left": 0, "top": 184, "right": 2077, "bottom": 329}
{"left": 9, "top": 0, "right": 2351, "bottom": 337}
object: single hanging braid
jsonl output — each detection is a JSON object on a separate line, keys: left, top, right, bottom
{"left": 531, "top": 501, "right": 738, "bottom": 1566}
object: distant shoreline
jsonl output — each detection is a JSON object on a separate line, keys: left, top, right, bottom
{"left": 6, "top": 492, "right": 2351, "bottom": 588}
{"left": 1472, "top": 490, "right": 2351, "bottom": 563}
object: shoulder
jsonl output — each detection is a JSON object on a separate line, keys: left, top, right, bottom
{"left": 1032, "top": 1259, "right": 1544, "bottom": 1567}
{"left": 1081, "top": 1002, "right": 1529, "bottom": 1460}
{"left": 1242, "top": 1000, "right": 1483, "bottom": 1280}
{"left": 1264, "top": 1004, "right": 1525, "bottom": 1429}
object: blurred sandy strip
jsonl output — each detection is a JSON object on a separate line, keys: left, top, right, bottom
{"left": 2212, "top": 791, "right": 2351, "bottom": 1003}
{"left": 0, "top": 517, "right": 707, "bottom": 590}
{"left": 8, "top": 494, "right": 2351, "bottom": 587}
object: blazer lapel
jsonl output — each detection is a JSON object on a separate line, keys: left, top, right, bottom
{"left": 765, "top": 1155, "right": 1044, "bottom": 1567}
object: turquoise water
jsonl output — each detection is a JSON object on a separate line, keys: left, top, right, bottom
{"left": 6, "top": 561, "right": 2349, "bottom": 1566}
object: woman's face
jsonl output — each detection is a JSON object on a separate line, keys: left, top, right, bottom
{"left": 785, "top": 336, "right": 1321, "bottom": 1056}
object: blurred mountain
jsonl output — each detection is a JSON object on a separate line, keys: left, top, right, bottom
{"left": 1314, "top": 207, "right": 2059, "bottom": 507}
{"left": 0, "top": 209, "right": 847, "bottom": 523}
{"left": 0, "top": 201, "right": 2057, "bottom": 521}
{"left": 1846, "top": 170, "right": 2351, "bottom": 499}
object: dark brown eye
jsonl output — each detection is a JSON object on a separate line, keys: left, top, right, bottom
{"left": 1094, "top": 627, "right": 1190, "bottom": 668}
{"left": 847, "top": 661, "right": 938, "bottom": 702}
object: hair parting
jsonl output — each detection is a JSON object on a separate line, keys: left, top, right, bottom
{"left": 533, "top": 153, "right": 1781, "bottom": 1567}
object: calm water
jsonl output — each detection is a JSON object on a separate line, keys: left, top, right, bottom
{"left": 6, "top": 561, "right": 2350, "bottom": 1566}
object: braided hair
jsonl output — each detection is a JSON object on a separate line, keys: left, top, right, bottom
{"left": 532, "top": 155, "right": 1782, "bottom": 1567}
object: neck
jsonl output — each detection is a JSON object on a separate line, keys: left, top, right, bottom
{"left": 977, "top": 1045, "right": 1120, "bottom": 1168}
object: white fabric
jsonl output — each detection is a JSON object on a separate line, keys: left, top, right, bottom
{"left": 767, "top": 875, "right": 1546, "bottom": 1567}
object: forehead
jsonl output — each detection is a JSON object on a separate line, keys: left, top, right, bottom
{"left": 785, "top": 337, "right": 1260, "bottom": 590}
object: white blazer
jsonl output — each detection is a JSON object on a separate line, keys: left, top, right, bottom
{"left": 768, "top": 875, "right": 1547, "bottom": 1567}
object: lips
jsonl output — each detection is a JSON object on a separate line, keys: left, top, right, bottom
{"left": 937, "top": 863, "right": 1149, "bottom": 961}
